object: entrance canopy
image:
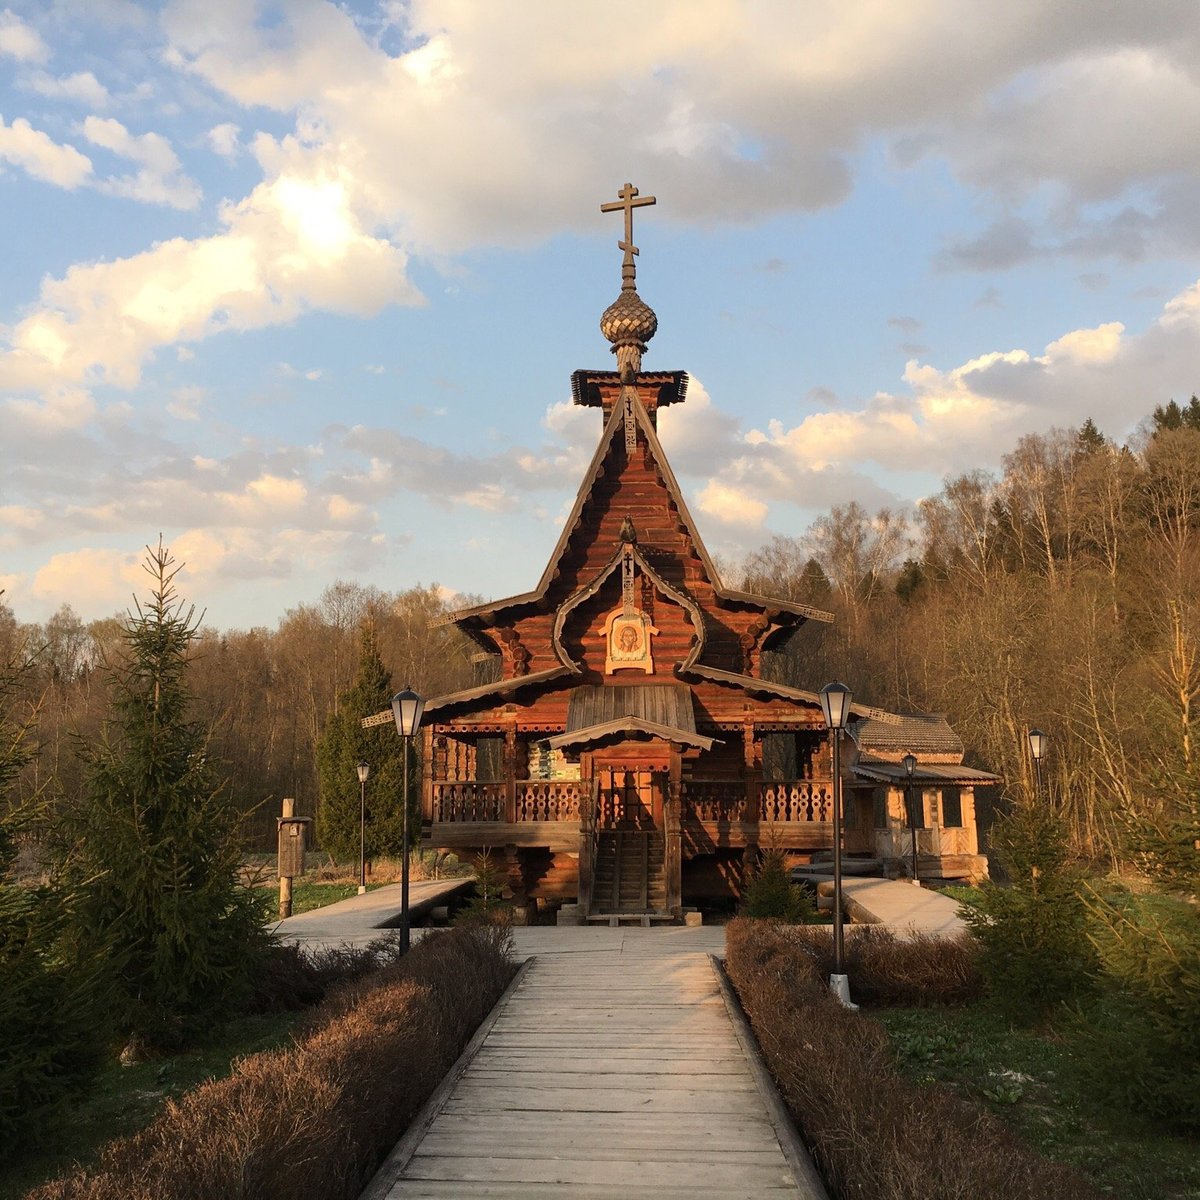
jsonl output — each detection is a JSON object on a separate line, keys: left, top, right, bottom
{"left": 544, "top": 684, "right": 717, "bottom": 753}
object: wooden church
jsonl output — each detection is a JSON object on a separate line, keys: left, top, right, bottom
{"left": 394, "top": 185, "right": 995, "bottom": 920}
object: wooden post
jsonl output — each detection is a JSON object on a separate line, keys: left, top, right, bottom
{"left": 505, "top": 725, "right": 518, "bottom": 823}
{"left": 666, "top": 748, "right": 682, "bottom": 917}
{"left": 279, "top": 797, "right": 294, "bottom": 919}
{"left": 742, "top": 717, "right": 759, "bottom": 884}
{"left": 421, "top": 727, "right": 434, "bottom": 823}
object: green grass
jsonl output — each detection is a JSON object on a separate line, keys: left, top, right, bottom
{"left": 874, "top": 1003, "right": 1200, "bottom": 1200}
{"left": 284, "top": 880, "right": 386, "bottom": 916}
{"left": 0, "top": 1011, "right": 303, "bottom": 1200}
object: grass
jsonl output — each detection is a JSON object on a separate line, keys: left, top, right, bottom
{"left": 0, "top": 1011, "right": 303, "bottom": 1200}
{"left": 282, "top": 880, "right": 385, "bottom": 915}
{"left": 874, "top": 1004, "right": 1200, "bottom": 1200}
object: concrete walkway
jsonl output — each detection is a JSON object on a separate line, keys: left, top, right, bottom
{"left": 364, "top": 929, "right": 825, "bottom": 1200}
{"left": 839, "top": 878, "right": 967, "bottom": 936}
{"left": 271, "top": 877, "right": 472, "bottom": 950}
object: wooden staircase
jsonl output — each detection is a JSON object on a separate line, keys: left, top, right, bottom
{"left": 589, "top": 830, "right": 670, "bottom": 923}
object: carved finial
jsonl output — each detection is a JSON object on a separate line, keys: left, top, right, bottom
{"left": 600, "top": 182, "right": 658, "bottom": 383}
{"left": 618, "top": 515, "right": 637, "bottom": 544}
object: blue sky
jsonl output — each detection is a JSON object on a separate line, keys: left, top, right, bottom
{"left": 3, "top": 1, "right": 1200, "bottom": 629}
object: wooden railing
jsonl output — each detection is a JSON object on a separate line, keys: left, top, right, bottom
{"left": 515, "top": 780, "right": 584, "bottom": 822}
{"left": 759, "top": 780, "right": 834, "bottom": 822}
{"left": 680, "top": 780, "right": 747, "bottom": 822}
{"left": 431, "top": 780, "right": 588, "bottom": 823}
{"left": 432, "top": 781, "right": 505, "bottom": 822}
{"left": 681, "top": 779, "right": 835, "bottom": 823}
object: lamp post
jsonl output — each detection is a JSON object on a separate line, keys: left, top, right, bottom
{"left": 902, "top": 752, "right": 918, "bottom": 886}
{"left": 1028, "top": 728, "right": 1048, "bottom": 802}
{"left": 391, "top": 686, "right": 425, "bottom": 954}
{"left": 819, "top": 680, "right": 855, "bottom": 1009}
{"left": 356, "top": 761, "right": 370, "bottom": 894}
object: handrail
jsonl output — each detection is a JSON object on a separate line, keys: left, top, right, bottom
{"left": 431, "top": 779, "right": 586, "bottom": 822}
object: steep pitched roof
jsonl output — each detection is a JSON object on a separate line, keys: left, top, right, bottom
{"left": 849, "top": 713, "right": 964, "bottom": 758}
{"left": 678, "top": 663, "right": 902, "bottom": 723}
{"left": 440, "top": 389, "right": 834, "bottom": 630}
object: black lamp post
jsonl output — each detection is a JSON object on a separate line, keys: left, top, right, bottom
{"left": 819, "top": 680, "right": 855, "bottom": 1008}
{"left": 391, "top": 686, "right": 425, "bottom": 954}
{"left": 1028, "top": 728, "right": 1048, "bottom": 801}
{"left": 902, "top": 751, "right": 918, "bottom": 886}
{"left": 356, "top": 760, "right": 370, "bottom": 894}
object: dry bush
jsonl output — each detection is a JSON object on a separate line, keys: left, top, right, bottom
{"left": 246, "top": 935, "right": 406, "bottom": 1012}
{"left": 28, "top": 926, "right": 516, "bottom": 1200}
{"left": 725, "top": 919, "right": 1100, "bottom": 1200}
{"left": 766, "top": 924, "right": 983, "bottom": 1007}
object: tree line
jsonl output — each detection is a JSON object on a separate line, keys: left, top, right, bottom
{"left": 0, "top": 580, "right": 479, "bottom": 851}
{"left": 3, "top": 398, "right": 1198, "bottom": 867}
{"left": 740, "top": 399, "right": 1200, "bottom": 866}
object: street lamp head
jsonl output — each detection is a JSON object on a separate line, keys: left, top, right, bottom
{"left": 819, "top": 681, "right": 854, "bottom": 731}
{"left": 1028, "top": 728, "right": 1048, "bottom": 762}
{"left": 902, "top": 752, "right": 917, "bottom": 778}
{"left": 391, "top": 687, "right": 425, "bottom": 738}
{"left": 356, "top": 760, "right": 370, "bottom": 784}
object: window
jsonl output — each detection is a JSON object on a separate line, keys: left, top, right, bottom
{"left": 873, "top": 788, "right": 888, "bottom": 829}
{"left": 904, "top": 787, "right": 925, "bottom": 829}
{"left": 942, "top": 786, "right": 963, "bottom": 828}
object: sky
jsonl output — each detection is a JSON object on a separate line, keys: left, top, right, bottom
{"left": 3, "top": 0, "right": 1200, "bottom": 631}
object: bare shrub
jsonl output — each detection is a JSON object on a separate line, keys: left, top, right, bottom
{"left": 247, "top": 935, "right": 405, "bottom": 1012}
{"left": 28, "top": 926, "right": 516, "bottom": 1200}
{"left": 725, "top": 919, "right": 1100, "bottom": 1200}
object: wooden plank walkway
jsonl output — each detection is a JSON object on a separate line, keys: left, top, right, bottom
{"left": 369, "top": 936, "right": 817, "bottom": 1199}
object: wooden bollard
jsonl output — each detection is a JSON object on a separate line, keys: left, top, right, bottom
{"left": 279, "top": 798, "right": 294, "bottom": 919}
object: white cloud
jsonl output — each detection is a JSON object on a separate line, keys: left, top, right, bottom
{"left": 29, "top": 546, "right": 144, "bottom": 612}
{"left": 0, "top": 10, "right": 47, "bottom": 63}
{"left": 0, "top": 115, "right": 92, "bottom": 188}
{"left": 207, "top": 121, "right": 239, "bottom": 159}
{"left": 0, "top": 167, "right": 419, "bottom": 389}
{"left": 697, "top": 481, "right": 768, "bottom": 528}
{"left": 166, "top": 384, "right": 204, "bottom": 419}
{"left": 24, "top": 70, "right": 109, "bottom": 107}
{"left": 81, "top": 116, "right": 201, "bottom": 209}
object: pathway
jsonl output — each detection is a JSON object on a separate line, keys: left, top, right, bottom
{"left": 271, "top": 877, "right": 472, "bottom": 950}
{"left": 839, "top": 878, "right": 967, "bottom": 936}
{"left": 364, "top": 928, "right": 825, "bottom": 1200}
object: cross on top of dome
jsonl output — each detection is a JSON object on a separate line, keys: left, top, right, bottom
{"left": 599, "top": 182, "right": 658, "bottom": 382}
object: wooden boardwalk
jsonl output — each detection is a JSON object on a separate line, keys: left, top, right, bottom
{"left": 367, "top": 934, "right": 820, "bottom": 1199}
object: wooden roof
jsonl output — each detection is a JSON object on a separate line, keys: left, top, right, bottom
{"left": 439, "top": 390, "right": 834, "bottom": 630}
{"left": 850, "top": 713, "right": 964, "bottom": 757}
{"left": 545, "top": 716, "right": 716, "bottom": 753}
{"left": 853, "top": 760, "right": 1002, "bottom": 786}
{"left": 678, "top": 663, "right": 902, "bottom": 724}
{"left": 566, "top": 683, "right": 697, "bottom": 732}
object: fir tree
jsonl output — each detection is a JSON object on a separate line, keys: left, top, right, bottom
{"left": 61, "top": 543, "right": 270, "bottom": 1050}
{"left": 0, "top": 652, "right": 106, "bottom": 1156}
{"left": 316, "top": 625, "right": 413, "bottom": 863}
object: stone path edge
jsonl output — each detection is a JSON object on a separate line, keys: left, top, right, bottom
{"left": 708, "top": 954, "right": 831, "bottom": 1200}
{"left": 358, "top": 955, "right": 536, "bottom": 1200}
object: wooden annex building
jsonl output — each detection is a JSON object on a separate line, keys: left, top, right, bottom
{"left": 375, "top": 185, "right": 995, "bottom": 921}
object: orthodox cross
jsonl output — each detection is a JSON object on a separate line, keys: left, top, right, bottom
{"left": 601, "top": 182, "right": 656, "bottom": 286}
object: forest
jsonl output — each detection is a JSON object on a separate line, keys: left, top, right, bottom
{"left": 2, "top": 398, "right": 1198, "bottom": 868}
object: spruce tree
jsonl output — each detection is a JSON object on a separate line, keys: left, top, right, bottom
{"left": 62, "top": 543, "right": 269, "bottom": 1050}
{"left": 0, "top": 653, "right": 106, "bottom": 1156}
{"left": 316, "top": 625, "right": 413, "bottom": 864}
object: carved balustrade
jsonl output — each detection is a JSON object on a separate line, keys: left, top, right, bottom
{"left": 431, "top": 780, "right": 587, "bottom": 823}
{"left": 759, "top": 780, "right": 834, "bottom": 823}
{"left": 681, "top": 780, "right": 748, "bottom": 823}
{"left": 515, "top": 780, "right": 585, "bottom": 822}
{"left": 432, "top": 781, "right": 505, "bottom": 822}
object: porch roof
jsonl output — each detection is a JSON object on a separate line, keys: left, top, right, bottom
{"left": 544, "top": 715, "right": 717, "bottom": 753}
{"left": 543, "top": 683, "right": 717, "bottom": 752}
{"left": 853, "top": 760, "right": 1002, "bottom": 786}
